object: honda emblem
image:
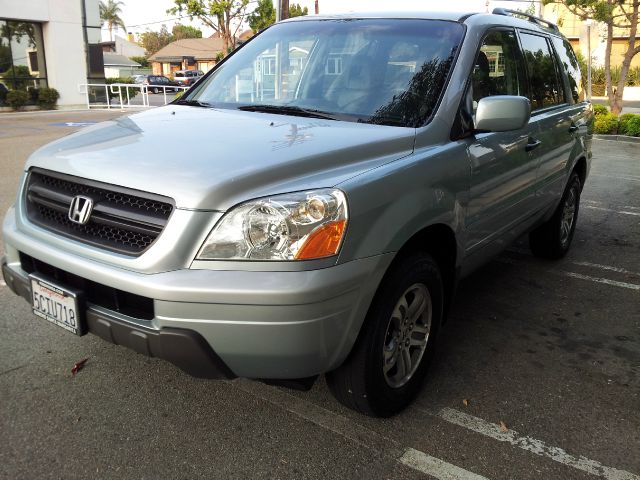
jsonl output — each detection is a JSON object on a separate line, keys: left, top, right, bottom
{"left": 68, "top": 195, "right": 94, "bottom": 225}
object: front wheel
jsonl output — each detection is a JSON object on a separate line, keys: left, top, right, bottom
{"left": 530, "top": 172, "right": 581, "bottom": 259}
{"left": 326, "top": 253, "right": 443, "bottom": 417}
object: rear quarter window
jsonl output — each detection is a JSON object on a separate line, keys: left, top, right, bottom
{"left": 551, "top": 36, "right": 583, "bottom": 103}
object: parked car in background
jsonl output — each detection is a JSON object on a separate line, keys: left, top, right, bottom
{"left": 134, "top": 75, "right": 181, "bottom": 94}
{"left": 173, "top": 70, "right": 204, "bottom": 86}
{"left": 2, "top": 9, "right": 592, "bottom": 417}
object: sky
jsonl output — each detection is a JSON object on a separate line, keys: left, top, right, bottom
{"left": 105, "top": 0, "right": 541, "bottom": 41}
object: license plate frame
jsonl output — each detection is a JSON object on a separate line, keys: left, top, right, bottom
{"left": 29, "top": 273, "right": 86, "bottom": 336}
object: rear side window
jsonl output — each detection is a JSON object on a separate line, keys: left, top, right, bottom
{"left": 551, "top": 37, "right": 583, "bottom": 103}
{"left": 519, "top": 32, "right": 565, "bottom": 109}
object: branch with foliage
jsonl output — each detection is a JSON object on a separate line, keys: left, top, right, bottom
{"left": 139, "top": 25, "right": 173, "bottom": 55}
{"left": 542, "top": 0, "right": 640, "bottom": 114}
{"left": 99, "top": 0, "right": 126, "bottom": 41}
{"left": 172, "top": 24, "right": 203, "bottom": 40}
{"left": 168, "top": 0, "right": 251, "bottom": 54}
{"left": 248, "top": 0, "right": 308, "bottom": 33}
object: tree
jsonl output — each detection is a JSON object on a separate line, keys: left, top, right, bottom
{"left": 99, "top": 0, "right": 126, "bottom": 41}
{"left": 172, "top": 24, "right": 203, "bottom": 40}
{"left": 289, "top": 3, "right": 309, "bottom": 17}
{"left": 139, "top": 25, "right": 173, "bottom": 56}
{"left": 542, "top": 0, "right": 640, "bottom": 115}
{"left": 168, "top": 0, "right": 251, "bottom": 54}
{"left": 247, "top": 0, "right": 276, "bottom": 33}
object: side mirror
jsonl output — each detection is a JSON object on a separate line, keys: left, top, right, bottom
{"left": 475, "top": 96, "right": 531, "bottom": 132}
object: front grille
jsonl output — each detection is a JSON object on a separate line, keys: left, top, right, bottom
{"left": 20, "top": 252, "right": 154, "bottom": 320}
{"left": 25, "top": 169, "right": 174, "bottom": 255}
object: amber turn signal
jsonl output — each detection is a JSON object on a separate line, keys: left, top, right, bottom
{"left": 295, "top": 220, "right": 347, "bottom": 260}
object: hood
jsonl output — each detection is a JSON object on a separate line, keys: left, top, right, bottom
{"left": 26, "top": 105, "right": 415, "bottom": 210}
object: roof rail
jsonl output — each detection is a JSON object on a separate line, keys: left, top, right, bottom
{"left": 492, "top": 8, "right": 559, "bottom": 32}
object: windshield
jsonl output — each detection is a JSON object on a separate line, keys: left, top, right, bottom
{"left": 183, "top": 19, "right": 464, "bottom": 127}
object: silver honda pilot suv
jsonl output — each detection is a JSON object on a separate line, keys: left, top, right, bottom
{"left": 2, "top": 9, "right": 592, "bottom": 416}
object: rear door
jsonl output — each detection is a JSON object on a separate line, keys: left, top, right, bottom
{"left": 517, "top": 31, "right": 575, "bottom": 210}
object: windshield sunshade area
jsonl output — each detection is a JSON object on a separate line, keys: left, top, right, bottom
{"left": 182, "top": 19, "right": 464, "bottom": 127}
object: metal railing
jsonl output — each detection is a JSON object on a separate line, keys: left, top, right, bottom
{"left": 78, "top": 83, "right": 189, "bottom": 110}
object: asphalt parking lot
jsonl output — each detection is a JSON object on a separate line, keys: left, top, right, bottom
{"left": 0, "top": 110, "right": 638, "bottom": 480}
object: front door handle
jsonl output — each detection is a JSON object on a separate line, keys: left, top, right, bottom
{"left": 526, "top": 137, "right": 542, "bottom": 152}
{"left": 568, "top": 124, "right": 579, "bottom": 133}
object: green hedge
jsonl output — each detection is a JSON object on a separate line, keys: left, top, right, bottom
{"left": 625, "top": 116, "right": 640, "bottom": 137}
{"left": 105, "top": 77, "right": 140, "bottom": 101}
{"left": 38, "top": 87, "right": 60, "bottom": 109}
{"left": 593, "top": 104, "right": 608, "bottom": 116}
{"left": 594, "top": 112, "right": 619, "bottom": 134}
{"left": 593, "top": 111, "right": 640, "bottom": 136}
{"left": 6, "top": 90, "right": 28, "bottom": 110}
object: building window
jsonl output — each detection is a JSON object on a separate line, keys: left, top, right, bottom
{"left": 0, "top": 20, "right": 48, "bottom": 91}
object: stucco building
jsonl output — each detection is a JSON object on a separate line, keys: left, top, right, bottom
{"left": 0, "top": 0, "right": 104, "bottom": 108}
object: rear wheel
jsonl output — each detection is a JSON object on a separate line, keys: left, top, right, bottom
{"left": 530, "top": 172, "right": 581, "bottom": 259}
{"left": 326, "top": 253, "right": 443, "bottom": 417}
{"left": 152, "top": 87, "right": 159, "bottom": 94}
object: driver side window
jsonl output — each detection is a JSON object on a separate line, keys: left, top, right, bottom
{"left": 471, "top": 29, "right": 527, "bottom": 109}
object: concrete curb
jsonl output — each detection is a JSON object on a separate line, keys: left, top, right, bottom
{"left": 593, "top": 134, "right": 640, "bottom": 144}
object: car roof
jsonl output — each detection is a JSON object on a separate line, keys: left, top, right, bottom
{"left": 283, "top": 11, "right": 562, "bottom": 37}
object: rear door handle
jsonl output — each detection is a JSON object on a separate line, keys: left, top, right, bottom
{"left": 568, "top": 124, "right": 579, "bottom": 133}
{"left": 526, "top": 138, "right": 542, "bottom": 152}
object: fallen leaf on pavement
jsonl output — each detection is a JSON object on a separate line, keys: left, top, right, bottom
{"left": 463, "top": 399, "right": 469, "bottom": 407}
{"left": 499, "top": 421, "right": 508, "bottom": 433}
{"left": 71, "top": 358, "right": 89, "bottom": 376}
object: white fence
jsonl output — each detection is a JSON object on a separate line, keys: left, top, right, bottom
{"left": 78, "top": 83, "right": 189, "bottom": 110}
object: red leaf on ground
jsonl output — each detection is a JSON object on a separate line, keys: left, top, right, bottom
{"left": 71, "top": 358, "right": 89, "bottom": 376}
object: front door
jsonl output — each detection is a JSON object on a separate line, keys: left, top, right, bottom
{"left": 464, "top": 28, "right": 542, "bottom": 254}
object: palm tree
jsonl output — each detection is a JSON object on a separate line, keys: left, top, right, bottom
{"left": 99, "top": 0, "right": 126, "bottom": 41}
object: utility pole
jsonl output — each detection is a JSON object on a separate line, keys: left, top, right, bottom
{"left": 277, "top": 0, "right": 289, "bottom": 21}
{"left": 315, "top": 0, "right": 319, "bottom": 14}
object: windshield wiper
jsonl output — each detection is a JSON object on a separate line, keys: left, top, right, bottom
{"left": 237, "top": 104, "right": 338, "bottom": 120}
{"left": 175, "top": 99, "right": 213, "bottom": 107}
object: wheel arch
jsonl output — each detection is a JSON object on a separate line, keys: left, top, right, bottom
{"left": 393, "top": 222, "right": 460, "bottom": 322}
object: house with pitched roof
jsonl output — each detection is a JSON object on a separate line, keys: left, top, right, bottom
{"left": 148, "top": 37, "right": 225, "bottom": 77}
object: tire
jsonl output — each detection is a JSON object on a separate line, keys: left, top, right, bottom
{"left": 529, "top": 172, "right": 581, "bottom": 259}
{"left": 326, "top": 253, "right": 443, "bottom": 417}
{"left": 152, "top": 87, "right": 159, "bottom": 94}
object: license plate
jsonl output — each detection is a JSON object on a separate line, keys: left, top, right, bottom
{"left": 30, "top": 274, "right": 86, "bottom": 335}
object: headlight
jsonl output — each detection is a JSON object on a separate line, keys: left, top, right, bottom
{"left": 197, "top": 189, "right": 348, "bottom": 261}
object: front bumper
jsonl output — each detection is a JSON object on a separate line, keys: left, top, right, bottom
{"left": 3, "top": 213, "right": 393, "bottom": 379}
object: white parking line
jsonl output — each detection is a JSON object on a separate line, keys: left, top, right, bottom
{"left": 572, "top": 261, "right": 640, "bottom": 277}
{"left": 399, "top": 448, "right": 489, "bottom": 480}
{"left": 583, "top": 205, "right": 640, "bottom": 217}
{"left": 233, "top": 379, "right": 491, "bottom": 479}
{"left": 561, "top": 271, "right": 640, "bottom": 291}
{"left": 434, "top": 408, "right": 640, "bottom": 480}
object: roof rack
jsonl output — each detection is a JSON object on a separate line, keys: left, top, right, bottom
{"left": 492, "top": 8, "right": 559, "bottom": 32}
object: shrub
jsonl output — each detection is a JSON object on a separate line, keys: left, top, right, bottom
{"left": 593, "top": 112, "right": 619, "bottom": 134}
{"left": 27, "top": 87, "right": 39, "bottom": 103}
{"left": 617, "top": 113, "right": 635, "bottom": 135}
{"left": 593, "top": 104, "right": 608, "bottom": 116}
{"left": 105, "top": 77, "right": 139, "bottom": 101}
{"left": 6, "top": 89, "right": 29, "bottom": 110}
{"left": 38, "top": 87, "right": 60, "bottom": 109}
{"left": 625, "top": 116, "right": 640, "bottom": 137}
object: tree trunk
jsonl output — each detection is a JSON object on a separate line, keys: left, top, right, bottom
{"left": 605, "top": 22, "right": 614, "bottom": 107}
{"left": 612, "top": 0, "right": 640, "bottom": 116}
